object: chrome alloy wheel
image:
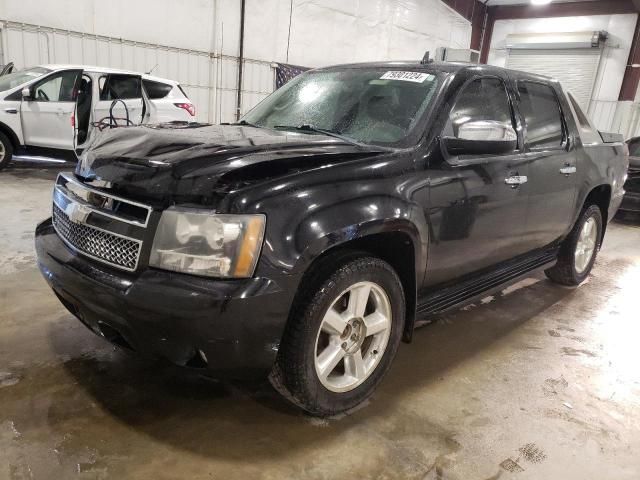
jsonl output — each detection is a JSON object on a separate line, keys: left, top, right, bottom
{"left": 575, "top": 217, "right": 598, "bottom": 275}
{"left": 0, "top": 141, "right": 5, "bottom": 162}
{"left": 314, "top": 281, "right": 392, "bottom": 393}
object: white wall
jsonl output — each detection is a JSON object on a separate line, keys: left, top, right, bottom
{"left": 1, "top": 0, "right": 472, "bottom": 122}
{"left": 486, "top": 14, "right": 638, "bottom": 133}
{"left": 212, "top": 0, "right": 472, "bottom": 64}
{"left": 215, "top": 0, "right": 473, "bottom": 117}
{"left": 0, "top": 0, "right": 471, "bottom": 65}
{"left": 0, "top": 0, "right": 217, "bottom": 52}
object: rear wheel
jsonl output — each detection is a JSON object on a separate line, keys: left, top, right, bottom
{"left": 0, "top": 131, "right": 13, "bottom": 171}
{"left": 545, "top": 204, "right": 602, "bottom": 286}
{"left": 270, "top": 255, "right": 405, "bottom": 416}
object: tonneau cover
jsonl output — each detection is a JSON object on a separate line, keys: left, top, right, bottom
{"left": 599, "top": 131, "right": 624, "bottom": 143}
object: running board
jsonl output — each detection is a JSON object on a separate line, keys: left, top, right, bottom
{"left": 417, "top": 249, "right": 558, "bottom": 316}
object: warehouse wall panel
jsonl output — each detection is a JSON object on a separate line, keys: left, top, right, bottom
{"left": 285, "top": 0, "right": 472, "bottom": 67}
{"left": 0, "top": 0, "right": 217, "bottom": 52}
{"left": 487, "top": 13, "right": 638, "bottom": 136}
{"left": 1, "top": 0, "right": 472, "bottom": 126}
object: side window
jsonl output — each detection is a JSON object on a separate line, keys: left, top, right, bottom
{"left": 100, "top": 74, "right": 142, "bottom": 101}
{"left": 32, "top": 70, "right": 80, "bottom": 102}
{"left": 142, "top": 79, "right": 173, "bottom": 99}
{"left": 448, "top": 77, "right": 514, "bottom": 137}
{"left": 518, "top": 82, "right": 564, "bottom": 149}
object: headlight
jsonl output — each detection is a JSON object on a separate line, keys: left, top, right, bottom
{"left": 149, "top": 208, "right": 265, "bottom": 278}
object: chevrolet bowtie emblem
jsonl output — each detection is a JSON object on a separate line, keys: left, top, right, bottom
{"left": 65, "top": 203, "right": 91, "bottom": 224}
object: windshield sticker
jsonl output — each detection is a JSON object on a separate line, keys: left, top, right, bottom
{"left": 380, "top": 71, "right": 433, "bottom": 83}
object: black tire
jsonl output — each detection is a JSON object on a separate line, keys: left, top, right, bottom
{"left": 545, "top": 204, "right": 603, "bottom": 286}
{"left": 270, "top": 254, "right": 405, "bottom": 416}
{"left": 0, "top": 131, "right": 13, "bottom": 171}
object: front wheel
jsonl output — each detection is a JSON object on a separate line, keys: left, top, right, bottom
{"left": 270, "top": 255, "right": 405, "bottom": 416}
{"left": 545, "top": 204, "right": 603, "bottom": 286}
{"left": 0, "top": 131, "right": 13, "bottom": 171}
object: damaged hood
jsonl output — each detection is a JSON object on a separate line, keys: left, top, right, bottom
{"left": 76, "top": 122, "right": 385, "bottom": 206}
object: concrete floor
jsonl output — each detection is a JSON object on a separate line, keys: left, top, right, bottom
{"left": 1, "top": 165, "right": 640, "bottom": 480}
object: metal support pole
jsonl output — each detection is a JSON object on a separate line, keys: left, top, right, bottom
{"left": 235, "top": 0, "right": 246, "bottom": 121}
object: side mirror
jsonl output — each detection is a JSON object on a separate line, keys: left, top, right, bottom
{"left": 442, "top": 120, "right": 517, "bottom": 156}
{"left": 21, "top": 87, "right": 32, "bottom": 100}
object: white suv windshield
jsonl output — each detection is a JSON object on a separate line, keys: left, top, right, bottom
{"left": 0, "top": 67, "right": 51, "bottom": 93}
{"left": 243, "top": 69, "right": 440, "bottom": 146}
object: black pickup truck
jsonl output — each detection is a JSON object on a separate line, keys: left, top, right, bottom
{"left": 35, "top": 61, "right": 627, "bottom": 416}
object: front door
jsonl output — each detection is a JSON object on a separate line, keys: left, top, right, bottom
{"left": 425, "top": 75, "right": 531, "bottom": 286}
{"left": 20, "top": 69, "right": 82, "bottom": 149}
{"left": 516, "top": 80, "right": 577, "bottom": 250}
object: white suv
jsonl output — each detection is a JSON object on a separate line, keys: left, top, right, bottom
{"left": 0, "top": 64, "right": 196, "bottom": 169}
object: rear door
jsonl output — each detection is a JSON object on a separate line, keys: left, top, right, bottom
{"left": 72, "top": 73, "right": 94, "bottom": 151}
{"left": 20, "top": 69, "right": 81, "bottom": 149}
{"left": 94, "top": 73, "right": 147, "bottom": 126}
{"left": 517, "top": 80, "right": 577, "bottom": 249}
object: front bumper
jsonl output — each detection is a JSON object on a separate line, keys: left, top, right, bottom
{"left": 35, "top": 219, "right": 299, "bottom": 378}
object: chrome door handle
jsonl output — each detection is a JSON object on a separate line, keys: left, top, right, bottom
{"left": 505, "top": 175, "right": 528, "bottom": 187}
{"left": 4, "top": 108, "right": 17, "bottom": 114}
{"left": 560, "top": 165, "right": 577, "bottom": 175}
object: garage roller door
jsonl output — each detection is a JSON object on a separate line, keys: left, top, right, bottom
{"left": 506, "top": 48, "right": 602, "bottom": 110}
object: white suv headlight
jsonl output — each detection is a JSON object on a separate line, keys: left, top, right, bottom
{"left": 149, "top": 208, "right": 266, "bottom": 278}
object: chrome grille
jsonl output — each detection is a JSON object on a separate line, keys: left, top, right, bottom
{"left": 52, "top": 203, "right": 141, "bottom": 271}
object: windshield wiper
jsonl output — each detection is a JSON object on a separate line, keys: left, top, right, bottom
{"left": 222, "top": 119, "right": 262, "bottom": 128}
{"left": 273, "top": 124, "right": 368, "bottom": 148}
